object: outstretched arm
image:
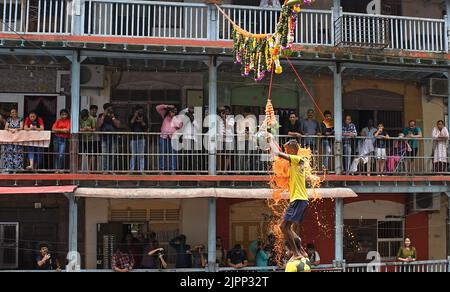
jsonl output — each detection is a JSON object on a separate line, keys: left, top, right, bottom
{"left": 268, "top": 137, "right": 290, "bottom": 161}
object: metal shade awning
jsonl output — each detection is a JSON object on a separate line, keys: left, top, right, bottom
{"left": 0, "top": 186, "right": 77, "bottom": 195}
{"left": 74, "top": 188, "right": 357, "bottom": 199}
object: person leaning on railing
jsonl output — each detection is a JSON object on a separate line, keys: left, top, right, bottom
{"left": 24, "top": 111, "right": 45, "bottom": 170}
{"left": 320, "top": 110, "right": 334, "bottom": 171}
{"left": 2, "top": 108, "right": 24, "bottom": 172}
{"left": 432, "top": 120, "right": 449, "bottom": 173}
{"left": 402, "top": 120, "right": 422, "bottom": 173}
{"left": 79, "top": 109, "right": 97, "bottom": 172}
{"left": 52, "top": 109, "right": 71, "bottom": 172}
{"left": 397, "top": 238, "right": 417, "bottom": 263}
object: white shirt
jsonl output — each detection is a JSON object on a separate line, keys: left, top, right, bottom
{"left": 218, "top": 116, "right": 235, "bottom": 143}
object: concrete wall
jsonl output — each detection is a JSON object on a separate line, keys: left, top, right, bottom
{"left": 428, "top": 195, "right": 448, "bottom": 260}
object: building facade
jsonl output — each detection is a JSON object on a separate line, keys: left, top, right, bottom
{"left": 0, "top": 0, "right": 450, "bottom": 270}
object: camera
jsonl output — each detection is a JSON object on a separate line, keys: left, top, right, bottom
{"left": 31, "top": 120, "right": 38, "bottom": 127}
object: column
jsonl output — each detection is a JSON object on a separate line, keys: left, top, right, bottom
{"left": 207, "top": 55, "right": 218, "bottom": 272}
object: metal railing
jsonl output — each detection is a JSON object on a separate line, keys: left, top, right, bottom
{"left": 1, "top": 1, "right": 448, "bottom": 53}
{"left": 1, "top": 133, "right": 449, "bottom": 176}
{"left": 345, "top": 259, "right": 449, "bottom": 272}
{"left": 1, "top": 259, "right": 449, "bottom": 272}
{"left": 217, "top": 4, "right": 334, "bottom": 46}
{"left": 337, "top": 12, "right": 447, "bottom": 52}
{"left": 341, "top": 136, "right": 449, "bottom": 176}
{"left": 0, "top": 0, "right": 72, "bottom": 34}
{"left": 84, "top": 0, "right": 208, "bottom": 39}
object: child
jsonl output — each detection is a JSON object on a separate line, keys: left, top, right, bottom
{"left": 374, "top": 123, "right": 389, "bottom": 175}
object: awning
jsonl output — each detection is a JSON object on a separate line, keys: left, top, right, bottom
{"left": 75, "top": 188, "right": 357, "bottom": 199}
{"left": 0, "top": 186, "right": 77, "bottom": 195}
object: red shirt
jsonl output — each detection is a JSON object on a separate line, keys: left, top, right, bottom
{"left": 52, "top": 118, "right": 71, "bottom": 139}
{"left": 24, "top": 117, "right": 44, "bottom": 129}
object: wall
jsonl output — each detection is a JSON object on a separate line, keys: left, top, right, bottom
{"left": 345, "top": 194, "right": 430, "bottom": 260}
{"left": 0, "top": 69, "right": 57, "bottom": 93}
{"left": 180, "top": 199, "right": 209, "bottom": 246}
{"left": 428, "top": 195, "right": 448, "bottom": 260}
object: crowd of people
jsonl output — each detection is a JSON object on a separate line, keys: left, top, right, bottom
{"left": 109, "top": 232, "right": 321, "bottom": 272}
{"left": 1, "top": 104, "right": 449, "bottom": 174}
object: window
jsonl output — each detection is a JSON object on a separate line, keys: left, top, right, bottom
{"left": 377, "top": 220, "right": 404, "bottom": 260}
{"left": 0, "top": 223, "right": 19, "bottom": 269}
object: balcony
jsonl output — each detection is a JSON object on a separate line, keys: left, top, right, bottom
{"left": 1, "top": 132, "right": 449, "bottom": 192}
{"left": 0, "top": 0, "right": 447, "bottom": 55}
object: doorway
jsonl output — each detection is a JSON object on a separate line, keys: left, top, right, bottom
{"left": 24, "top": 96, "right": 58, "bottom": 131}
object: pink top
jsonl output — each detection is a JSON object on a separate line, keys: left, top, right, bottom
{"left": 156, "top": 104, "right": 182, "bottom": 139}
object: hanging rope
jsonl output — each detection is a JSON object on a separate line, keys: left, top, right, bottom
{"left": 286, "top": 56, "right": 325, "bottom": 120}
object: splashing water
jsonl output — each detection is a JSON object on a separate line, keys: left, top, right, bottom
{"left": 264, "top": 129, "right": 326, "bottom": 265}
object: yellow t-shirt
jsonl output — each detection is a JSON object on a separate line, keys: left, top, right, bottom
{"left": 285, "top": 257, "right": 312, "bottom": 273}
{"left": 288, "top": 155, "right": 308, "bottom": 202}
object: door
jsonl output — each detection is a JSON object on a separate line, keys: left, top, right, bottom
{"left": 231, "top": 222, "right": 262, "bottom": 262}
{"left": 0, "top": 223, "right": 19, "bottom": 270}
{"left": 97, "top": 223, "right": 124, "bottom": 269}
{"left": 24, "top": 96, "right": 58, "bottom": 131}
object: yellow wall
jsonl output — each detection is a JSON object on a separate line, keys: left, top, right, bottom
{"left": 428, "top": 195, "right": 449, "bottom": 260}
{"left": 311, "top": 77, "right": 423, "bottom": 126}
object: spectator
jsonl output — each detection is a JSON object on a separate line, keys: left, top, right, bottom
{"left": 227, "top": 244, "right": 248, "bottom": 269}
{"left": 218, "top": 106, "right": 235, "bottom": 172}
{"left": 266, "top": 234, "right": 277, "bottom": 266}
{"left": 360, "top": 119, "right": 377, "bottom": 174}
{"left": 142, "top": 240, "right": 167, "bottom": 269}
{"left": 36, "top": 244, "right": 61, "bottom": 271}
{"left": 24, "top": 111, "right": 45, "bottom": 170}
{"left": 236, "top": 107, "right": 257, "bottom": 173}
{"left": 374, "top": 123, "right": 389, "bottom": 175}
{"left": 284, "top": 112, "right": 302, "bottom": 141}
{"left": 79, "top": 109, "right": 96, "bottom": 172}
{"left": 0, "top": 112, "right": 6, "bottom": 130}
{"left": 216, "top": 237, "right": 227, "bottom": 267}
{"left": 112, "top": 243, "right": 135, "bottom": 272}
{"left": 320, "top": 110, "right": 334, "bottom": 170}
{"left": 255, "top": 241, "right": 270, "bottom": 267}
{"left": 386, "top": 133, "right": 411, "bottom": 173}
{"left": 397, "top": 238, "right": 417, "bottom": 263}
{"left": 0, "top": 112, "right": 5, "bottom": 170}
{"left": 129, "top": 106, "right": 148, "bottom": 173}
{"left": 191, "top": 244, "right": 207, "bottom": 269}
{"left": 260, "top": 0, "right": 281, "bottom": 8}
{"left": 156, "top": 104, "right": 182, "bottom": 173}
{"left": 52, "top": 109, "right": 71, "bottom": 171}
{"left": 342, "top": 115, "right": 357, "bottom": 174}
{"left": 89, "top": 104, "right": 98, "bottom": 119}
{"left": 306, "top": 244, "right": 321, "bottom": 266}
{"left": 403, "top": 120, "right": 422, "bottom": 173}
{"left": 89, "top": 105, "right": 100, "bottom": 171}
{"left": 180, "top": 107, "right": 202, "bottom": 172}
{"left": 301, "top": 109, "right": 320, "bottom": 151}
{"left": 97, "top": 103, "right": 121, "bottom": 172}
{"left": 170, "top": 235, "right": 192, "bottom": 269}
{"left": 432, "top": 120, "right": 449, "bottom": 173}
{"left": 3, "top": 108, "right": 24, "bottom": 171}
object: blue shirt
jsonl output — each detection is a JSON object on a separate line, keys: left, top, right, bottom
{"left": 256, "top": 250, "right": 270, "bottom": 267}
{"left": 343, "top": 123, "right": 357, "bottom": 145}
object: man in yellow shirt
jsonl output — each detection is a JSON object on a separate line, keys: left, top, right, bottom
{"left": 269, "top": 138, "right": 309, "bottom": 259}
